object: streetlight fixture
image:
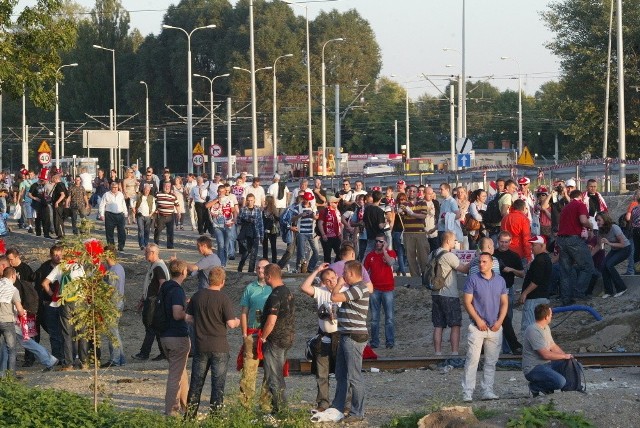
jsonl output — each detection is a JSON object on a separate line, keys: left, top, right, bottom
{"left": 500, "top": 56, "right": 523, "bottom": 154}
{"left": 193, "top": 72, "right": 230, "bottom": 176}
{"left": 233, "top": 66, "right": 272, "bottom": 74}
{"left": 55, "top": 62, "right": 78, "bottom": 168}
{"left": 321, "top": 37, "right": 344, "bottom": 176}
{"left": 162, "top": 23, "right": 217, "bottom": 173}
{"left": 272, "top": 54, "right": 293, "bottom": 174}
{"left": 139, "top": 81, "right": 149, "bottom": 168}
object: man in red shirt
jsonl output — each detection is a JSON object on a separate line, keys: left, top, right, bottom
{"left": 318, "top": 196, "right": 342, "bottom": 263}
{"left": 363, "top": 233, "right": 397, "bottom": 349}
{"left": 500, "top": 199, "right": 532, "bottom": 264}
{"left": 557, "top": 189, "right": 594, "bottom": 306}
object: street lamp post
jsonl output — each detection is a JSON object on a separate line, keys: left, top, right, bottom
{"left": 321, "top": 37, "right": 343, "bottom": 176}
{"left": 93, "top": 44, "right": 119, "bottom": 173}
{"left": 55, "top": 62, "right": 77, "bottom": 168}
{"left": 193, "top": 72, "right": 230, "bottom": 177}
{"left": 272, "top": 54, "right": 293, "bottom": 174}
{"left": 162, "top": 23, "right": 217, "bottom": 173}
{"left": 139, "top": 81, "right": 149, "bottom": 168}
{"left": 501, "top": 56, "right": 523, "bottom": 154}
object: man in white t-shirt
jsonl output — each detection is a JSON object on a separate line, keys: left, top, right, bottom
{"left": 300, "top": 263, "right": 344, "bottom": 413}
{"left": 244, "top": 177, "right": 266, "bottom": 207}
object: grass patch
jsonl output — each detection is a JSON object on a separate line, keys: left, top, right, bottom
{"left": 473, "top": 406, "right": 501, "bottom": 420}
{"left": 382, "top": 411, "right": 424, "bottom": 428}
{"left": 507, "top": 401, "right": 594, "bottom": 428}
{"left": 0, "top": 378, "right": 313, "bottom": 427}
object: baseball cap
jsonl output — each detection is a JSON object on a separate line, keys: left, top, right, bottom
{"left": 565, "top": 178, "right": 576, "bottom": 187}
{"left": 302, "top": 191, "right": 315, "bottom": 201}
{"left": 536, "top": 186, "right": 549, "bottom": 195}
{"left": 396, "top": 180, "right": 406, "bottom": 185}
{"left": 528, "top": 235, "right": 546, "bottom": 245}
{"left": 518, "top": 177, "right": 531, "bottom": 185}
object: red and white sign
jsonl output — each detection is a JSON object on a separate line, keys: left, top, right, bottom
{"left": 38, "top": 152, "right": 51, "bottom": 165}
{"left": 210, "top": 144, "right": 222, "bottom": 157}
{"left": 453, "top": 250, "right": 476, "bottom": 264}
{"left": 192, "top": 154, "right": 204, "bottom": 166}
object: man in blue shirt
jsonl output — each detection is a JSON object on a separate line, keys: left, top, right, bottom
{"left": 461, "top": 252, "right": 508, "bottom": 402}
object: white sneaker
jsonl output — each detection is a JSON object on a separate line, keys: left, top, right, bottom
{"left": 601, "top": 294, "right": 612, "bottom": 299}
{"left": 462, "top": 392, "right": 473, "bottom": 402}
{"left": 481, "top": 392, "right": 499, "bottom": 400}
{"left": 614, "top": 290, "right": 627, "bottom": 298}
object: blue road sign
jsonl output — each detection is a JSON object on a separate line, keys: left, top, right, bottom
{"left": 457, "top": 153, "right": 471, "bottom": 168}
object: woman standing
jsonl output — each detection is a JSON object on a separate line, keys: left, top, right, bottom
{"left": 122, "top": 168, "right": 138, "bottom": 224}
{"left": 455, "top": 186, "right": 471, "bottom": 250}
{"left": 597, "top": 211, "right": 630, "bottom": 298}
{"left": 173, "top": 176, "right": 187, "bottom": 230}
{"left": 467, "top": 189, "right": 487, "bottom": 250}
{"left": 262, "top": 195, "right": 280, "bottom": 263}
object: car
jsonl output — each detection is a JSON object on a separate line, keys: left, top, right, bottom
{"left": 363, "top": 162, "right": 396, "bottom": 175}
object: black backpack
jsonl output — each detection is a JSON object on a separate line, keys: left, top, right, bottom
{"left": 483, "top": 192, "right": 508, "bottom": 225}
{"left": 148, "top": 282, "right": 178, "bottom": 333}
{"left": 559, "top": 357, "right": 586, "bottom": 392}
{"left": 422, "top": 249, "right": 452, "bottom": 290}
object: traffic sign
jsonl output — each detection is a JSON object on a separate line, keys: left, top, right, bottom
{"left": 192, "top": 154, "right": 204, "bottom": 166}
{"left": 457, "top": 153, "right": 471, "bottom": 169}
{"left": 455, "top": 137, "right": 473, "bottom": 154}
{"left": 517, "top": 146, "right": 535, "bottom": 166}
{"left": 193, "top": 142, "right": 205, "bottom": 155}
{"left": 210, "top": 144, "right": 222, "bottom": 157}
{"left": 37, "top": 141, "right": 52, "bottom": 153}
{"left": 38, "top": 152, "right": 51, "bottom": 165}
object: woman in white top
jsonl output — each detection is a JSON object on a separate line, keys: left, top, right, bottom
{"left": 468, "top": 189, "right": 487, "bottom": 250}
{"left": 455, "top": 186, "right": 471, "bottom": 250}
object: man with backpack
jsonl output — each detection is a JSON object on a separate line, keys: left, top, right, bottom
{"left": 484, "top": 179, "right": 516, "bottom": 241}
{"left": 522, "top": 303, "right": 574, "bottom": 397}
{"left": 428, "top": 231, "right": 470, "bottom": 355}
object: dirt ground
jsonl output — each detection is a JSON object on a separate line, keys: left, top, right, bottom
{"left": 5, "top": 225, "right": 640, "bottom": 427}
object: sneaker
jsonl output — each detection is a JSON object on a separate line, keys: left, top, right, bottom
{"left": 27, "top": 227, "right": 33, "bottom": 233}
{"left": 100, "top": 361, "right": 118, "bottom": 368}
{"left": 614, "top": 290, "right": 627, "bottom": 298}
{"left": 481, "top": 391, "right": 499, "bottom": 401}
{"left": 462, "top": 392, "right": 473, "bottom": 402}
{"left": 602, "top": 294, "right": 612, "bottom": 299}
{"left": 151, "top": 354, "right": 166, "bottom": 361}
{"left": 131, "top": 353, "right": 149, "bottom": 361}
{"left": 342, "top": 415, "right": 365, "bottom": 424}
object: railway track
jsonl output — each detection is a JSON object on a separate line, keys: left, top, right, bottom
{"left": 287, "top": 353, "right": 640, "bottom": 374}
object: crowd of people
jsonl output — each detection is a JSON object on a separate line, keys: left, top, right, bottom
{"left": 0, "top": 166, "right": 635, "bottom": 421}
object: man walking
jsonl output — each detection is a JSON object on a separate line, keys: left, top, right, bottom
{"left": 99, "top": 181, "right": 128, "bottom": 251}
{"left": 154, "top": 181, "right": 179, "bottom": 249}
{"left": 461, "top": 252, "right": 508, "bottom": 402}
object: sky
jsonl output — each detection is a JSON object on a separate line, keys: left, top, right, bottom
{"left": 69, "top": 0, "right": 561, "bottom": 98}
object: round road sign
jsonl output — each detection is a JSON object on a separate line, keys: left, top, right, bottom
{"left": 210, "top": 144, "right": 223, "bottom": 157}
{"left": 192, "top": 154, "right": 204, "bottom": 166}
{"left": 38, "top": 152, "right": 51, "bottom": 165}
{"left": 455, "top": 137, "right": 473, "bottom": 154}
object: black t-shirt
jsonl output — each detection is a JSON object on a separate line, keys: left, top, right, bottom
{"left": 522, "top": 252, "right": 552, "bottom": 299}
{"left": 147, "top": 265, "right": 168, "bottom": 297}
{"left": 29, "top": 182, "right": 48, "bottom": 207}
{"left": 159, "top": 280, "right": 189, "bottom": 338}
{"left": 138, "top": 179, "right": 158, "bottom": 196}
{"left": 363, "top": 204, "right": 386, "bottom": 238}
{"left": 186, "top": 289, "right": 235, "bottom": 353}
{"left": 51, "top": 182, "right": 67, "bottom": 204}
{"left": 33, "top": 261, "right": 56, "bottom": 305}
{"left": 494, "top": 248, "right": 523, "bottom": 289}
{"left": 551, "top": 197, "right": 569, "bottom": 232}
{"left": 14, "top": 262, "right": 37, "bottom": 313}
{"left": 260, "top": 285, "right": 295, "bottom": 349}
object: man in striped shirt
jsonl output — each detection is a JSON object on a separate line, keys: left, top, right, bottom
{"left": 154, "top": 181, "right": 178, "bottom": 249}
{"left": 330, "top": 260, "right": 370, "bottom": 423}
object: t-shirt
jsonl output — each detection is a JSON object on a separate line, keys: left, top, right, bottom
{"left": 0, "top": 279, "right": 20, "bottom": 323}
{"left": 363, "top": 250, "right": 397, "bottom": 292}
{"left": 239, "top": 280, "right": 272, "bottom": 329}
{"left": 599, "top": 224, "right": 630, "bottom": 247}
{"left": 260, "top": 285, "right": 295, "bottom": 349}
{"left": 319, "top": 207, "right": 341, "bottom": 238}
{"left": 107, "top": 263, "right": 125, "bottom": 297}
{"left": 337, "top": 281, "right": 370, "bottom": 335}
{"left": 438, "top": 196, "right": 459, "bottom": 232}
{"left": 468, "top": 255, "right": 500, "bottom": 278}
{"left": 494, "top": 249, "right": 523, "bottom": 289}
{"left": 522, "top": 252, "right": 552, "bottom": 299}
{"left": 187, "top": 288, "right": 235, "bottom": 353}
{"left": 193, "top": 253, "right": 222, "bottom": 290}
{"left": 557, "top": 199, "right": 588, "bottom": 236}
{"left": 46, "top": 263, "right": 85, "bottom": 307}
{"left": 363, "top": 204, "right": 386, "bottom": 238}
{"left": 431, "top": 249, "right": 461, "bottom": 298}
{"left": 403, "top": 199, "right": 430, "bottom": 234}
{"left": 463, "top": 272, "right": 507, "bottom": 328}
{"left": 147, "top": 265, "right": 168, "bottom": 298}
{"left": 155, "top": 191, "right": 178, "bottom": 216}
{"left": 313, "top": 286, "right": 339, "bottom": 339}
{"left": 159, "top": 280, "right": 189, "bottom": 338}
{"left": 294, "top": 204, "right": 316, "bottom": 235}
{"left": 51, "top": 182, "right": 67, "bottom": 204}
{"left": 329, "top": 260, "right": 371, "bottom": 284}
{"left": 522, "top": 323, "right": 555, "bottom": 375}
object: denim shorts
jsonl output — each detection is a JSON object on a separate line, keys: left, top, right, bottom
{"left": 431, "top": 295, "right": 462, "bottom": 328}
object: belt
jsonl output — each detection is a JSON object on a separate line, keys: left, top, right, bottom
{"left": 106, "top": 211, "right": 124, "bottom": 215}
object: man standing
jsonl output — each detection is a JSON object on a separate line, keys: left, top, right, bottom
{"left": 318, "top": 196, "right": 342, "bottom": 263}
{"left": 400, "top": 185, "right": 431, "bottom": 278}
{"left": 267, "top": 173, "right": 289, "bottom": 215}
{"left": 28, "top": 169, "right": 52, "bottom": 239}
{"left": 431, "top": 232, "right": 470, "bottom": 355}
{"left": 238, "top": 259, "right": 272, "bottom": 407}
{"left": 461, "top": 252, "right": 508, "bottom": 402}
{"left": 99, "top": 181, "right": 128, "bottom": 251}
{"left": 501, "top": 199, "right": 532, "bottom": 264}
{"left": 6, "top": 248, "right": 36, "bottom": 367}
{"left": 330, "top": 260, "right": 370, "bottom": 424}
{"left": 363, "top": 234, "right": 397, "bottom": 349}
{"left": 133, "top": 244, "right": 169, "bottom": 361}
{"left": 154, "top": 181, "right": 179, "bottom": 249}
{"left": 259, "top": 264, "right": 295, "bottom": 416}
{"left": 582, "top": 179, "right": 608, "bottom": 220}
{"left": 363, "top": 190, "right": 387, "bottom": 255}
{"left": 293, "top": 192, "right": 319, "bottom": 272}
{"left": 50, "top": 174, "right": 68, "bottom": 239}
{"left": 185, "top": 236, "right": 222, "bottom": 290}
{"left": 185, "top": 267, "right": 240, "bottom": 418}
{"left": 244, "top": 177, "right": 266, "bottom": 207}
{"left": 557, "top": 189, "right": 594, "bottom": 305}
{"left": 437, "top": 183, "right": 460, "bottom": 242}
{"left": 424, "top": 186, "right": 440, "bottom": 250}
{"left": 101, "top": 246, "right": 126, "bottom": 367}
{"left": 32, "top": 245, "right": 64, "bottom": 361}
{"left": 67, "top": 176, "right": 90, "bottom": 235}
{"left": 300, "top": 264, "right": 341, "bottom": 412}
{"left": 159, "top": 259, "right": 191, "bottom": 416}
{"left": 189, "top": 176, "right": 209, "bottom": 234}
{"left": 522, "top": 304, "right": 574, "bottom": 396}
{"left": 519, "top": 236, "right": 552, "bottom": 335}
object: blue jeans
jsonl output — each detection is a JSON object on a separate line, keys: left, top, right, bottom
{"left": 186, "top": 351, "right": 230, "bottom": 418}
{"left": 601, "top": 246, "right": 630, "bottom": 295}
{"left": 549, "top": 263, "right": 562, "bottom": 296}
{"left": 525, "top": 361, "right": 567, "bottom": 393}
{"left": 262, "top": 340, "right": 288, "bottom": 414}
{"left": 625, "top": 238, "right": 635, "bottom": 274}
{"left": 557, "top": 235, "right": 594, "bottom": 304}
{"left": 17, "top": 332, "right": 58, "bottom": 368}
{"left": 0, "top": 321, "right": 17, "bottom": 376}
{"left": 297, "top": 233, "right": 319, "bottom": 270}
{"left": 226, "top": 224, "right": 236, "bottom": 259}
{"left": 212, "top": 227, "right": 227, "bottom": 266}
{"left": 369, "top": 290, "right": 395, "bottom": 348}
{"left": 332, "top": 335, "right": 366, "bottom": 418}
{"left": 108, "top": 302, "right": 125, "bottom": 365}
{"left": 136, "top": 215, "right": 153, "bottom": 249}
{"left": 392, "top": 231, "right": 407, "bottom": 274}
{"left": 521, "top": 298, "right": 550, "bottom": 336}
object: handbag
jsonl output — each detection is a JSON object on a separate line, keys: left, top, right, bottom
{"left": 12, "top": 204, "right": 22, "bottom": 220}
{"left": 464, "top": 212, "right": 481, "bottom": 232}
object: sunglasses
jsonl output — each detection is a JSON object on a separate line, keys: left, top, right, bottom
{"left": 375, "top": 240, "right": 385, "bottom": 243}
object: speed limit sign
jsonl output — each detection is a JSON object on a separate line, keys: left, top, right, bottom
{"left": 38, "top": 152, "right": 51, "bottom": 165}
{"left": 192, "top": 154, "right": 204, "bottom": 166}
